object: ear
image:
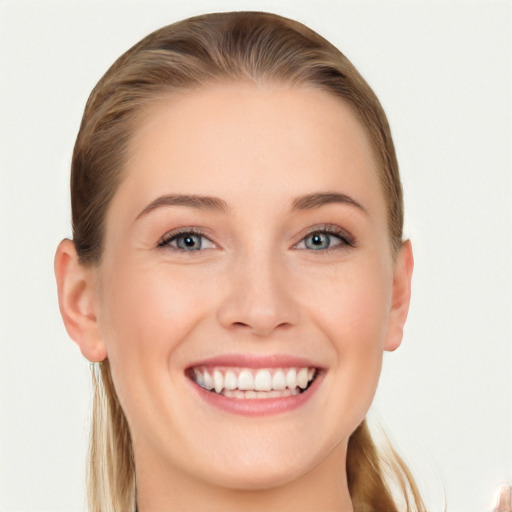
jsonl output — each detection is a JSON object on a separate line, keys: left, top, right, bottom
{"left": 54, "top": 239, "right": 107, "bottom": 362}
{"left": 384, "top": 239, "right": 414, "bottom": 352}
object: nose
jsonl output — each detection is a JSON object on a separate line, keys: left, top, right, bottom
{"left": 216, "top": 252, "right": 299, "bottom": 337}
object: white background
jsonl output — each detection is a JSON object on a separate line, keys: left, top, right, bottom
{"left": 0, "top": 1, "right": 510, "bottom": 511}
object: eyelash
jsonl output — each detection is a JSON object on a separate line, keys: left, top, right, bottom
{"left": 157, "top": 224, "right": 355, "bottom": 253}
{"left": 157, "top": 227, "right": 213, "bottom": 251}
{"left": 294, "top": 224, "right": 356, "bottom": 252}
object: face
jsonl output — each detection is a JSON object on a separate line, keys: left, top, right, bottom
{"left": 92, "top": 82, "right": 407, "bottom": 490}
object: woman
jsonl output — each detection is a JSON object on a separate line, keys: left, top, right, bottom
{"left": 54, "top": 11, "right": 425, "bottom": 512}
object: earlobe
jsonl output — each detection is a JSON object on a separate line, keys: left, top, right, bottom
{"left": 54, "top": 239, "right": 107, "bottom": 362}
{"left": 384, "top": 239, "right": 414, "bottom": 352}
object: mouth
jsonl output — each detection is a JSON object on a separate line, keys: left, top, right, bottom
{"left": 187, "top": 366, "right": 319, "bottom": 399}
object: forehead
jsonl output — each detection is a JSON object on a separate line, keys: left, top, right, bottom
{"left": 110, "top": 81, "right": 385, "bottom": 223}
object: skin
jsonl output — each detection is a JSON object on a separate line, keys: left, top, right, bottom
{"left": 55, "top": 82, "right": 413, "bottom": 512}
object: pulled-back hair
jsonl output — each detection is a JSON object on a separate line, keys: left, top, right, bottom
{"left": 71, "top": 11, "right": 427, "bottom": 512}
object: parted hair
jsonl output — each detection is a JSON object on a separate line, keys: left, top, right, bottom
{"left": 71, "top": 11, "right": 427, "bottom": 512}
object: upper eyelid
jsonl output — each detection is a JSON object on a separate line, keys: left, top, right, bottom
{"left": 157, "top": 227, "right": 217, "bottom": 248}
{"left": 293, "top": 224, "right": 355, "bottom": 246}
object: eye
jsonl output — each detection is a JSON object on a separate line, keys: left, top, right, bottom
{"left": 294, "top": 227, "right": 353, "bottom": 251}
{"left": 158, "top": 229, "right": 216, "bottom": 252}
{"left": 303, "top": 232, "right": 335, "bottom": 250}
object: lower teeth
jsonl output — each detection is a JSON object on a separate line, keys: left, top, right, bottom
{"left": 220, "top": 388, "right": 301, "bottom": 399}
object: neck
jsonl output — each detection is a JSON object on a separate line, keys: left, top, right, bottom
{"left": 135, "top": 441, "right": 354, "bottom": 512}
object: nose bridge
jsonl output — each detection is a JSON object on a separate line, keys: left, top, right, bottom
{"left": 217, "top": 243, "right": 299, "bottom": 336}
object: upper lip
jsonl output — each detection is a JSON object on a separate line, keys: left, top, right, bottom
{"left": 186, "top": 353, "right": 323, "bottom": 370}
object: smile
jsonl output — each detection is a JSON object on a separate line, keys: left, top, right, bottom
{"left": 186, "top": 355, "right": 324, "bottom": 416}
{"left": 189, "top": 366, "right": 317, "bottom": 398}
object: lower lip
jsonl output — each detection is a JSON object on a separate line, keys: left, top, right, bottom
{"left": 189, "top": 373, "right": 324, "bottom": 417}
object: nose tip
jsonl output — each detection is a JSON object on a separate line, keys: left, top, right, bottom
{"left": 216, "top": 263, "right": 299, "bottom": 337}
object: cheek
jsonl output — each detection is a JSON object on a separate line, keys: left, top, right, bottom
{"left": 95, "top": 259, "right": 218, "bottom": 430}
{"left": 97, "top": 259, "right": 214, "bottom": 365}
{"left": 306, "top": 259, "right": 392, "bottom": 352}
{"left": 305, "top": 259, "right": 391, "bottom": 421}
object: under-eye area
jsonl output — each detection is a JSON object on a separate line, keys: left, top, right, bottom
{"left": 187, "top": 366, "right": 320, "bottom": 398}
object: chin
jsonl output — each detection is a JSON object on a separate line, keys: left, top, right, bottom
{"left": 191, "top": 431, "right": 344, "bottom": 493}
{"left": 203, "top": 456, "right": 314, "bottom": 492}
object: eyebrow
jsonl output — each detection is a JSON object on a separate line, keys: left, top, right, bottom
{"left": 291, "top": 192, "right": 367, "bottom": 213}
{"left": 136, "top": 191, "right": 366, "bottom": 220}
{"left": 136, "top": 194, "right": 230, "bottom": 219}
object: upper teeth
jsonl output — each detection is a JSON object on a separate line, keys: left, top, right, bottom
{"left": 192, "top": 367, "right": 316, "bottom": 394}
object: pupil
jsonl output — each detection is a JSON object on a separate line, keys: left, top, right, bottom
{"left": 308, "top": 233, "right": 329, "bottom": 250}
{"left": 178, "top": 234, "right": 201, "bottom": 250}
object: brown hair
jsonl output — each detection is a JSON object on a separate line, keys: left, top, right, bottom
{"left": 71, "top": 11, "right": 426, "bottom": 511}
